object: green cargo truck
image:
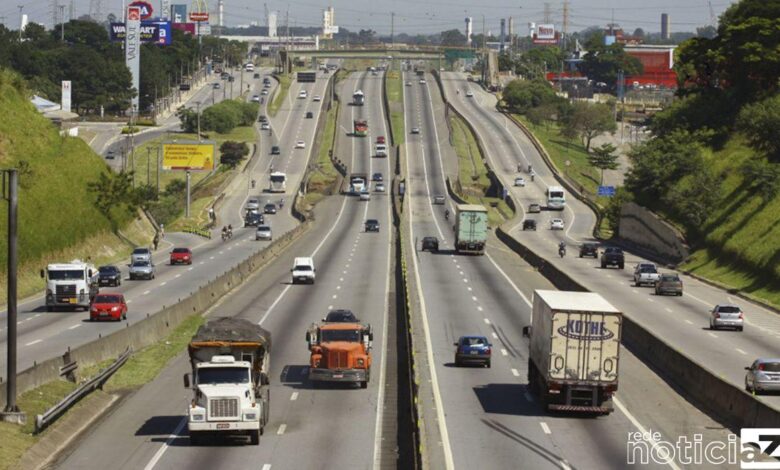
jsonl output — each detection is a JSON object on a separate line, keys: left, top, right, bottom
{"left": 454, "top": 204, "right": 488, "bottom": 255}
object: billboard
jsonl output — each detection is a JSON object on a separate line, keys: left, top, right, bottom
{"left": 173, "top": 22, "right": 196, "bottom": 35}
{"left": 128, "top": 1, "right": 154, "bottom": 20}
{"left": 162, "top": 142, "right": 216, "bottom": 171}
{"left": 171, "top": 4, "right": 187, "bottom": 23}
{"left": 533, "top": 23, "right": 559, "bottom": 45}
{"left": 61, "top": 80, "right": 71, "bottom": 113}
{"left": 110, "top": 21, "right": 172, "bottom": 45}
{"left": 126, "top": 7, "right": 141, "bottom": 112}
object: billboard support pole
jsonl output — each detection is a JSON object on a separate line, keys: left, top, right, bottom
{"left": 185, "top": 170, "right": 191, "bottom": 217}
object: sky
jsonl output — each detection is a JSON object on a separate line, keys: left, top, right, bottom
{"left": 0, "top": 0, "right": 737, "bottom": 35}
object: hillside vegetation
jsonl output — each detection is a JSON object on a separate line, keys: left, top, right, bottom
{"left": 0, "top": 68, "right": 150, "bottom": 301}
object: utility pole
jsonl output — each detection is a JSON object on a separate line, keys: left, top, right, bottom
{"left": 17, "top": 5, "right": 24, "bottom": 40}
{"left": 146, "top": 147, "right": 151, "bottom": 185}
{"left": 562, "top": 0, "right": 570, "bottom": 51}
{"left": 391, "top": 12, "right": 395, "bottom": 47}
{"left": 1, "top": 170, "right": 25, "bottom": 425}
{"left": 156, "top": 147, "right": 160, "bottom": 195}
{"left": 59, "top": 5, "right": 65, "bottom": 41}
{"left": 543, "top": 2, "right": 551, "bottom": 23}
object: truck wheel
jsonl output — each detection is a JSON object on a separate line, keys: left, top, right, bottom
{"left": 360, "top": 380, "right": 368, "bottom": 389}
{"left": 190, "top": 433, "right": 201, "bottom": 446}
{"left": 485, "top": 359, "right": 491, "bottom": 368}
{"left": 601, "top": 262, "right": 606, "bottom": 269}
{"left": 619, "top": 263, "right": 624, "bottom": 269}
{"left": 249, "top": 429, "right": 260, "bottom": 445}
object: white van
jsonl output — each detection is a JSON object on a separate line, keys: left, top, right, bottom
{"left": 375, "top": 143, "right": 388, "bottom": 158}
{"left": 291, "top": 257, "right": 316, "bottom": 284}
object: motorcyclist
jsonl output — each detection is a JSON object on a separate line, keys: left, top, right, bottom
{"left": 221, "top": 225, "right": 228, "bottom": 240}
{"left": 558, "top": 241, "right": 566, "bottom": 257}
{"left": 279, "top": 198, "right": 285, "bottom": 208}
{"left": 227, "top": 224, "right": 233, "bottom": 238}
{"left": 530, "top": 169, "right": 535, "bottom": 182}
{"left": 444, "top": 209, "right": 450, "bottom": 220}
{"left": 528, "top": 164, "right": 533, "bottom": 173}
{"left": 251, "top": 179, "right": 256, "bottom": 188}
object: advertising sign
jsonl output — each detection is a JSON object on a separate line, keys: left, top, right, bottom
{"left": 171, "top": 4, "right": 187, "bottom": 23}
{"left": 533, "top": 23, "right": 559, "bottom": 45}
{"left": 129, "top": 1, "right": 154, "bottom": 20}
{"left": 162, "top": 142, "right": 216, "bottom": 171}
{"left": 61, "top": 80, "right": 71, "bottom": 113}
{"left": 126, "top": 6, "right": 141, "bottom": 112}
{"left": 189, "top": 11, "right": 209, "bottom": 22}
{"left": 161, "top": 0, "right": 171, "bottom": 20}
{"left": 172, "top": 22, "right": 196, "bottom": 34}
{"left": 110, "top": 21, "right": 172, "bottom": 44}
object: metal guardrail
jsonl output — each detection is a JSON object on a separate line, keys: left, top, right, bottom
{"left": 35, "top": 347, "right": 131, "bottom": 434}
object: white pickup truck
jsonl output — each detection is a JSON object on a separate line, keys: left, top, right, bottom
{"left": 633, "top": 263, "right": 661, "bottom": 287}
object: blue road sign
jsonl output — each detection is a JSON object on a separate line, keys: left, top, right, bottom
{"left": 598, "top": 185, "right": 616, "bottom": 197}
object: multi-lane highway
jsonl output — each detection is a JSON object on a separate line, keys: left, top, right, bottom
{"left": 55, "top": 70, "right": 397, "bottom": 469}
{"left": 0, "top": 67, "right": 330, "bottom": 375}
{"left": 440, "top": 71, "right": 780, "bottom": 409}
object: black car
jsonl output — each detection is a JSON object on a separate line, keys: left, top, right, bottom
{"left": 365, "top": 219, "right": 380, "bottom": 232}
{"left": 220, "top": 72, "right": 230, "bottom": 80}
{"left": 271, "top": 145, "right": 281, "bottom": 155}
{"left": 579, "top": 242, "right": 599, "bottom": 258}
{"left": 372, "top": 172, "right": 383, "bottom": 182}
{"left": 258, "top": 115, "right": 268, "bottom": 123}
{"left": 305, "top": 111, "right": 314, "bottom": 119}
{"left": 264, "top": 203, "right": 278, "bottom": 214}
{"left": 322, "top": 309, "right": 359, "bottom": 323}
{"left": 421, "top": 236, "right": 439, "bottom": 252}
{"left": 601, "top": 247, "right": 625, "bottom": 269}
{"left": 522, "top": 219, "right": 536, "bottom": 231}
{"left": 97, "top": 265, "right": 122, "bottom": 287}
{"left": 253, "top": 73, "right": 260, "bottom": 79}
{"left": 244, "top": 211, "right": 264, "bottom": 227}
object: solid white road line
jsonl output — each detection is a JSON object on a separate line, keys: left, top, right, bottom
{"left": 25, "top": 339, "right": 42, "bottom": 346}
{"left": 143, "top": 416, "right": 186, "bottom": 470}
{"left": 614, "top": 398, "right": 682, "bottom": 470}
{"left": 540, "top": 422, "right": 551, "bottom": 434}
{"left": 68, "top": 324, "right": 80, "bottom": 330}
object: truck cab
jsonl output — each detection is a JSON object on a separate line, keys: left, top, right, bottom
{"left": 291, "top": 257, "right": 316, "bottom": 284}
{"left": 184, "top": 318, "right": 271, "bottom": 446}
{"left": 41, "top": 259, "right": 98, "bottom": 311}
{"left": 306, "top": 322, "right": 373, "bottom": 388}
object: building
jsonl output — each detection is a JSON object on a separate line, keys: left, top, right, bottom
{"left": 267, "top": 11, "right": 277, "bottom": 37}
{"left": 661, "top": 13, "right": 670, "bottom": 40}
{"left": 500, "top": 18, "right": 506, "bottom": 52}
{"left": 465, "top": 17, "right": 473, "bottom": 46}
{"left": 624, "top": 45, "right": 677, "bottom": 88}
{"left": 321, "top": 6, "right": 337, "bottom": 39}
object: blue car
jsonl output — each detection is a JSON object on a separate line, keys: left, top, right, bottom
{"left": 454, "top": 335, "right": 492, "bottom": 367}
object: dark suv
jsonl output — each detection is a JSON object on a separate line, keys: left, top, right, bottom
{"left": 98, "top": 265, "right": 122, "bottom": 287}
{"left": 271, "top": 145, "right": 281, "bottom": 155}
{"left": 244, "top": 211, "right": 264, "bottom": 227}
{"left": 421, "top": 236, "right": 439, "bottom": 252}
{"left": 601, "top": 247, "right": 625, "bottom": 269}
{"left": 522, "top": 219, "right": 536, "bottom": 231}
{"left": 322, "top": 309, "right": 359, "bottom": 323}
{"left": 579, "top": 242, "right": 599, "bottom": 258}
{"left": 365, "top": 219, "right": 380, "bottom": 232}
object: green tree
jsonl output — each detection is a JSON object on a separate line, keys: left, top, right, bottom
{"left": 176, "top": 106, "right": 198, "bottom": 133}
{"left": 503, "top": 79, "right": 559, "bottom": 114}
{"left": 580, "top": 35, "right": 643, "bottom": 88}
{"left": 440, "top": 29, "right": 466, "bottom": 47}
{"left": 561, "top": 102, "right": 616, "bottom": 152}
{"left": 737, "top": 94, "right": 780, "bottom": 162}
{"left": 588, "top": 143, "right": 620, "bottom": 184}
{"left": 87, "top": 171, "right": 137, "bottom": 230}
{"left": 220, "top": 141, "right": 250, "bottom": 168}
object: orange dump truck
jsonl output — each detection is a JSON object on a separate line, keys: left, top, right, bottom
{"left": 306, "top": 321, "right": 373, "bottom": 388}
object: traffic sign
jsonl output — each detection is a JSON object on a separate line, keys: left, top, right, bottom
{"left": 597, "top": 185, "right": 616, "bottom": 197}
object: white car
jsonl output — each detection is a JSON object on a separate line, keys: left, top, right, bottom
{"left": 514, "top": 176, "right": 526, "bottom": 187}
{"left": 298, "top": 90, "right": 308, "bottom": 99}
{"left": 251, "top": 95, "right": 261, "bottom": 103}
{"left": 419, "top": 79, "right": 426, "bottom": 84}
{"left": 465, "top": 90, "right": 474, "bottom": 98}
{"left": 550, "top": 218, "right": 565, "bottom": 230}
{"left": 313, "top": 95, "right": 322, "bottom": 102}
{"left": 411, "top": 127, "right": 420, "bottom": 134}
{"left": 359, "top": 190, "right": 371, "bottom": 201}
{"left": 261, "top": 122, "right": 270, "bottom": 130}
{"left": 295, "top": 140, "right": 306, "bottom": 149}
{"left": 261, "top": 89, "right": 269, "bottom": 95}
{"left": 246, "top": 198, "right": 260, "bottom": 211}
{"left": 405, "top": 81, "right": 412, "bottom": 87}
{"left": 375, "top": 183, "right": 385, "bottom": 192}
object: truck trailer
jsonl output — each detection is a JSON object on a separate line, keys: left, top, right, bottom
{"left": 454, "top": 204, "right": 488, "bottom": 255}
{"left": 524, "top": 290, "right": 622, "bottom": 414}
{"left": 184, "top": 317, "right": 272, "bottom": 445}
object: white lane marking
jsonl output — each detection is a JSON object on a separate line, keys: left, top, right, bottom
{"left": 614, "top": 398, "right": 682, "bottom": 470}
{"left": 290, "top": 392, "right": 299, "bottom": 401}
{"left": 485, "top": 253, "right": 534, "bottom": 308}
{"left": 540, "top": 422, "right": 551, "bottom": 434}
{"left": 143, "top": 290, "right": 151, "bottom": 295}
{"left": 632, "top": 289, "right": 639, "bottom": 294}
{"left": 511, "top": 368, "right": 520, "bottom": 377}
{"left": 686, "top": 291, "right": 716, "bottom": 307}
{"left": 68, "top": 324, "right": 80, "bottom": 330}
{"left": 736, "top": 348, "right": 747, "bottom": 355}
{"left": 25, "top": 339, "right": 42, "bottom": 346}
{"left": 491, "top": 332, "right": 498, "bottom": 339}
{"left": 262, "top": 465, "right": 272, "bottom": 470}
{"left": 501, "top": 348, "right": 508, "bottom": 356}
{"left": 175, "top": 274, "right": 182, "bottom": 278}
{"left": 471, "top": 296, "right": 477, "bottom": 301}
{"left": 467, "top": 287, "right": 472, "bottom": 291}
{"left": 708, "top": 332, "right": 718, "bottom": 338}
{"left": 647, "top": 298, "right": 654, "bottom": 303}
{"left": 332, "top": 294, "right": 337, "bottom": 299}
{"left": 160, "top": 281, "right": 167, "bottom": 286}
{"left": 209, "top": 256, "right": 215, "bottom": 260}
{"left": 561, "top": 461, "right": 572, "bottom": 470}
{"left": 336, "top": 286, "right": 341, "bottom": 290}
{"left": 404, "top": 71, "right": 455, "bottom": 469}
{"left": 462, "top": 278, "right": 468, "bottom": 283}
{"left": 34, "top": 314, "right": 40, "bottom": 318}
{"left": 684, "top": 319, "right": 693, "bottom": 325}
{"left": 277, "top": 424, "right": 286, "bottom": 435}
{"left": 477, "top": 306, "right": 483, "bottom": 312}
{"left": 665, "top": 308, "right": 672, "bottom": 313}
{"left": 484, "top": 318, "right": 491, "bottom": 324}
{"left": 187, "top": 267, "right": 193, "bottom": 271}
{"left": 143, "top": 417, "right": 187, "bottom": 470}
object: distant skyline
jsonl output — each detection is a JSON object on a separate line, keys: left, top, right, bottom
{"left": 0, "top": 0, "right": 737, "bottom": 35}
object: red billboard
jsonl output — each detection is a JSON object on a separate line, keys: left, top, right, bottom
{"left": 129, "top": 1, "right": 154, "bottom": 20}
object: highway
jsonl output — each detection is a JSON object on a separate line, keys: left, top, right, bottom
{"left": 440, "top": 71, "right": 780, "bottom": 409}
{"left": 404, "top": 71, "right": 743, "bottom": 469}
{"left": 0, "top": 67, "right": 330, "bottom": 375}
{"left": 55, "top": 70, "right": 396, "bottom": 469}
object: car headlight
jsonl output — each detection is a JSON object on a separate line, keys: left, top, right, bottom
{"left": 357, "top": 358, "right": 365, "bottom": 367}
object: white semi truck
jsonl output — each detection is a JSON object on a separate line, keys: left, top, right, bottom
{"left": 184, "top": 317, "right": 272, "bottom": 445}
{"left": 524, "top": 290, "right": 622, "bottom": 414}
{"left": 41, "top": 259, "right": 98, "bottom": 311}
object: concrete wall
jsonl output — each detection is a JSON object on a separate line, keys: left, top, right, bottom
{"left": 619, "top": 201, "right": 690, "bottom": 263}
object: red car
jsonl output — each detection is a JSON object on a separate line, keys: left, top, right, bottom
{"left": 90, "top": 294, "right": 127, "bottom": 322}
{"left": 170, "top": 247, "right": 193, "bottom": 265}
{"left": 376, "top": 136, "right": 386, "bottom": 144}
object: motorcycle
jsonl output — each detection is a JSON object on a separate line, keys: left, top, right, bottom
{"left": 558, "top": 244, "right": 566, "bottom": 258}
{"left": 444, "top": 210, "right": 450, "bottom": 221}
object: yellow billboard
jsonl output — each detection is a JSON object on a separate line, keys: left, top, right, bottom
{"left": 162, "top": 142, "right": 215, "bottom": 171}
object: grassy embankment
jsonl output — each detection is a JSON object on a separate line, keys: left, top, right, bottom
{"left": 0, "top": 313, "right": 205, "bottom": 470}
{"left": 268, "top": 74, "right": 291, "bottom": 117}
{"left": 385, "top": 70, "right": 405, "bottom": 145}
{"left": 302, "top": 100, "right": 341, "bottom": 208}
{"left": 0, "top": 69, "right": 153, "bottom": 304}
{"left": 678, "top": 137, "right": 780, "bottom": 307}
{"left": 449, "top": 114, "right": 512, "bottom": 227}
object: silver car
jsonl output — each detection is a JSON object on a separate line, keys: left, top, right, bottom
{"left": 246, "top": 198, "right": 260, "bottom": 211}
{"left": 128, "top": 260, "right": 155, "bottom": 280}
{"left": 256, "top": 225, "right": 272, "bottom": 241}
{"left": 131, "top": 247, "right": 152, "bottom": 264}
{"left": 745, "top": 358, "right": 780, "bottom": 394}
{"left": 709, "top": 304, "right": 744, "bottom": 331}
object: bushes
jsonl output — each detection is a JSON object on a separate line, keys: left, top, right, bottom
{"left": 181, "top": 99, "right": 259, "bottom": 135}
{"left": 503, "top": 79, "right": 561, "bottom": 114}
{"left": 219, "top": 141, "right": 250, "bottom": 168}
{"left": 737, "top": 93, "right": 780, "bottom": 162}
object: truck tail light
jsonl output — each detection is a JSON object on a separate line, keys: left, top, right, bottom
{"left": 191, "top": 399, "right": 196, "bottom": 408}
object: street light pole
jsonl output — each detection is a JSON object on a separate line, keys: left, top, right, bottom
{"left": 17, "top": 5, "right": 23, "bottom": 40}
{"left": 195, "top": 101, "right": 201, "bottom": 139}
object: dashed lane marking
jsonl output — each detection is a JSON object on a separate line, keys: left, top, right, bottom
{"left": 540, "top": 422, "right": 551, "bottom": 434}
{"left": 290, "top": 392, "right": 299, "bottom": 401}
{"left": 25, "top": 339, "right": 42, "bottom": 346}
{"left": 277, "top": 424, "right": 286, "bottom": 435}
{"left": 511, "top": 368, "right": 520, "bottom": 377}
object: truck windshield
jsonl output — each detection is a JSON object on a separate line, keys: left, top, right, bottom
{"left": 48, "top": 269, "right": 84, "bottom": 280}
{"left": 321, "top": 329, "right": 361, "bottom": 342}
{"left": 198, "top": 367, "right": 250, "bottom": 385}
